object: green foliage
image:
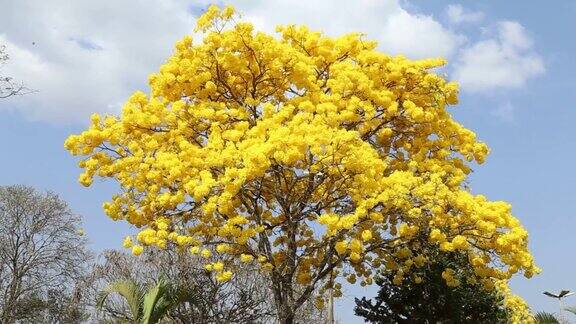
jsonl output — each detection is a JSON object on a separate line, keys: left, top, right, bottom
{"left": 141, "top": 277, "right": 180, "bottom": 324}
{"left": 89, "top": 249, "right": 289, "bottom": 323}
{"left": 534, "top": 311, "right": 560, "bottom": 324}
{"left": 97, "top": 280, "right": 143, "bottom": 322}
{"left": 354, "top": 250, "right": 509, "bottom": 323}
{"left": 96, "top": 276, "right": 182, "bottom": 324}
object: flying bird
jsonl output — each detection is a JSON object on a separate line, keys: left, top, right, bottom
{"left": 544, "top": 290, "right": 574, "bottom": 299}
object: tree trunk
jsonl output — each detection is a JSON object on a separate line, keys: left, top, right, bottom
{"left": 272, "top": 282, "right": 297, "bottom": 324}
{"left": 2, "top": 274, "right": 21, "bottom": 324}
{"left": 278, "top": 305, "right": 295, "bottom": 324}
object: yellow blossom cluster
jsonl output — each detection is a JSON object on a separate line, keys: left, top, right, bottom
{"left": 496, "top": 280, "right": 535, "bottom": 323}
{"left": 441, "top": 268, "right": 460, "bottom": 287}
{"left": 65, "top": 5, "right": 538, "bottom": 301}
{"left": 204, "top": 261, "right": 233, "bottom": 282}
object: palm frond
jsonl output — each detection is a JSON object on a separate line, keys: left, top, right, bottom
{"left": 534, "top": 311, "right": 560, "bottom": 324}
{"left": 96, "top": 279, "right": 143, "bottom": 321}
{"left": 565, "top": 305, "right": 576, "bottom": 315}
{"left": 141, "top": 277, "right": 173, "bottom": 324}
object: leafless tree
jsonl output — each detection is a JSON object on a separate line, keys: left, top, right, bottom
{"left": 0, "top": 185, "right": 92, "bottom": 324}
{"left": 0, "top": 45, "right": 31, "bottom": 99}
{"left": 87, "top": 248, "right": 326, "bottom": 323}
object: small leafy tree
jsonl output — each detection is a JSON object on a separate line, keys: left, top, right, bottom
{"left": 354, "top": 250, "right": 509, "bottom": 323}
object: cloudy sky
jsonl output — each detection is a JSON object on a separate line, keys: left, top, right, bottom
{"left": 1, "top": 0, "right": 574, "bottom": 321}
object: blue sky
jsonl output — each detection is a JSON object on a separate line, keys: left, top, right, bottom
{"left": 1, "top": 0, "right": 575, "bottom": 322}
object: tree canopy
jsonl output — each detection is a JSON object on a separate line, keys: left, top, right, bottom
{"left": 0, "top": 185, "right": 91, "bottom": 323}
{"left": 354, "top": 249, "right": 531, "bottom": 323}
{"left": 65, "top": 5, "right": 538, "bottom": 322}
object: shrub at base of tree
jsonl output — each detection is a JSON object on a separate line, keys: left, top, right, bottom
{"left": 354, "top": 250, "right": 511, "bottom": 323}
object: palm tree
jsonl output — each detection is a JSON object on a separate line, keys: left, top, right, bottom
{"left": 534, "top": 311, "right": 560, "bottom": 324}
{"left": 96, "top": 276, "right": 187, "bottom": 324}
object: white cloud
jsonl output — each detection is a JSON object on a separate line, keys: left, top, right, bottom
{"left": 452, "top": 21, "right": 545, "bottom": 92}
{"left": 446, "top": 4, "right": 484, "bottom": 24}
{"left": 378, "top": 9, "right": 464, "bottom": 59}
{"left": 237, "top": 0, "right": 463, "bottom": 59}
{"left": 498, "top": 21, "right": 533, "bottom": 50}
{"left": 0, "top": 0, "right": 464, "bottom": 123}
{"left": 491, "top": 101, "right": 516, "bottom": 122}
{"left": 0, "top": 0, "right": 210, "bottom": 123}
{"left": 0, "top": 1, "right": 543, "bottom": 123}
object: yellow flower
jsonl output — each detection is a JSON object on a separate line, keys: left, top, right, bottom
{"left": 335, "top": 241, "right": 348, "bottom": 255}
{"left": 213, "top": 261, "right": 224, "bottom": 272}
{"left": 240, "top": 254, "right": 254, "bottom": 263}
{"left": 201, "top": 249, "right": 212, "bottom": 258}
{"left": 132, "top": 245, "right": 143, "bottom": 256}
{"left": 361, "top": 230, "right": 373, "bottom": 241}
{"left": 123, "top": 236, "right": 133, "bottom": 248}
{"left": 216, "top": 243, "right": 230, "bottom": 253}
{"left": 221, "top": 5, "right": 235, "bottom": 19}
{"left": 216, "top": 271, "right": 233, "bottom": 282}
{"left": 451, "top": 235, "right": 469, "bottom": 249}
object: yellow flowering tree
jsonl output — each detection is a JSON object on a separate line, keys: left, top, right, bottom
{"left": 65, "top": 6, "right": 538, "bottom": 323}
